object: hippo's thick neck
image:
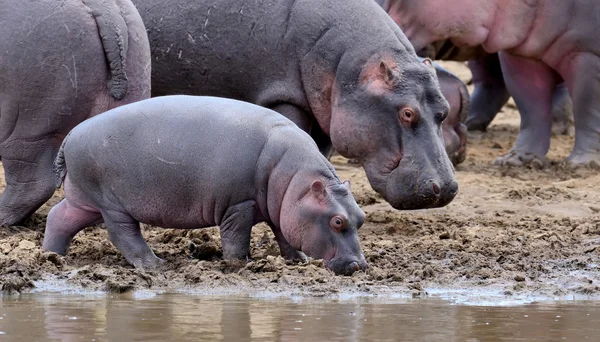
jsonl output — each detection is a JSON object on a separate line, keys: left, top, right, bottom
{"left": 256, "top": 139, "right": 339, "bottom": 229}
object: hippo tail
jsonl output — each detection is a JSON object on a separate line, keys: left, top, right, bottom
{"left": 53, "top": 134, "right": 70, "bottom": 189}
{"left": 84, "top": 0, "right": 129, "bottom": 100}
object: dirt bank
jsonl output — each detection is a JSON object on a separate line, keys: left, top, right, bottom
{"left": 1, "top": 62, "right": 599, "bottom": 300}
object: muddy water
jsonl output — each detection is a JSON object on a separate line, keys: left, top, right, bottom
{"left": 0, "top": 293, "right": 599, "bottom": 341}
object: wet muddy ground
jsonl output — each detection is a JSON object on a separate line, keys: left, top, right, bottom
{"left": 1, "top": 62, "right": 599, "bottom": 300}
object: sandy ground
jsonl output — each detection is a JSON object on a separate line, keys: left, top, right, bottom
{"left": 1, "top": 62, "right": 599, "bottom": 301}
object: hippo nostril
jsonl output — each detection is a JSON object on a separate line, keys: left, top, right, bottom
{"left": 432, "top": 182, "right": 441, "bottom": 195}
{"left": 347, "top": 262, "right": 360, "bottom": 275}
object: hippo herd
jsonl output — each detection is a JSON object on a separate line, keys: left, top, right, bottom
{"left": 1, "top": 0, "right": 597, "bottom": 276}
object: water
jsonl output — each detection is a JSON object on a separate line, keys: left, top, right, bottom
{"left": 0, "top": 292, "right": 599, "bottom": 341}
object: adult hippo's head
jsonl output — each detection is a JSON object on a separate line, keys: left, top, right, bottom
{"left": 328, "top": 52, "right": 458, "bottom": 210}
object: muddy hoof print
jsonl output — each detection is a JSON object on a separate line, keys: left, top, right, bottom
{"left": 494, "top": 151, "right": 547, "bottom": 170}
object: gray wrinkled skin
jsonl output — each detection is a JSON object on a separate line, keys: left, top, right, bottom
{"left": 43, "top": 96, "right": 367, "bottom": 276}
{"left": 131, "top": 0, "right": 458, "bottom": 210}
{"left": 0, "top": 0, "right": 151, "bottom": 226}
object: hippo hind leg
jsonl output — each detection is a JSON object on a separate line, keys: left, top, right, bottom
{"left": 0, "top": 137, "right": 59, "bottom": 226}
{"left": 42, "top": 198, "right": 103, "bottom": 255}
{"left": 562, "top": 53, "right": 600, "bottom": 167}
{"left": 102, "top": 210, "right": 164, "bottom": 270}
{"left": 494, "top": 52, "right": 559, "bottom": 169}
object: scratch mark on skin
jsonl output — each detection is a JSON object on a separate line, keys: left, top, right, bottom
{"left": 72, "top": 55, "right": 78, "bottom": 94}
{"left": 187, "top": 33, "right": 196, "bottom": 44}
{"left": 155, "top": 156, "right": 183, "bottom": 165}
{"left": 62, "top": 64, "right": 75, "bottom": 90}
{"left": 27, "top": 2, "right": 62, "bottom": 37}
{"left": 204, "top": 7, "right": 211, "bottom": 28}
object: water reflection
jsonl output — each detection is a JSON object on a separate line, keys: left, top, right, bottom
{"left": 0, "top": 293, "right": 598, "bottom": 341}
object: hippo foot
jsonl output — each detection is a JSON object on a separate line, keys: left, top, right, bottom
{"left": 565, "top": 153, "right": 600, "bottom": 170}
{"left": 494, "top": 150, "right": 547, "bottom": 169}
{"left": 280, "top": 249, "right": 308, "bottom": 263}
{"left": 131, "top": 254, "right": 166, "bottom": 271}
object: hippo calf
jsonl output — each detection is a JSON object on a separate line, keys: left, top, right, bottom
{"left": 42, "top": 96, "right": 367, "bottom": 276}
{"left": 0, "top": 0, "right": 150, "bottom": 226}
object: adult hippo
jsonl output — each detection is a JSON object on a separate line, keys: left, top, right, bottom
{"left": 416, "top": 40, "right": 573, "bottom": 136}
{"left": 378, "top": 0, "right": 598, "bottom": 168}
{"left": 132, "top": 0, "right": 458, "bottom": 210}
{"left": 0, "top": 0, "right": 151, "bottom": 226}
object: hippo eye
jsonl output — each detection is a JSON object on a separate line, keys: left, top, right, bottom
{"left": 399, "top": 108, "right": 419, "bottom": 126}
{"left": 330, "top": 216, "right": 345, "bottom": 232}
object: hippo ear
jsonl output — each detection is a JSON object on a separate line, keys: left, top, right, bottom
{"left": 311, "top": 180, "right": 328, "bottom": 202}
{"left": 343, "top": 179, "right": 351, "bottom": 190}
{"left": 379, "top": 61, "right": 395, "bottom": 83}
{"left": 422, "top": 58, "right": 434, "bottom": 68}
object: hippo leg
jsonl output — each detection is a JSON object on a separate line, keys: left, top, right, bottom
{"left": 465, "top": 53, "right": 511, "bottom": 131}
{"left": 551, "top": 83, "right": 574, "bottom": 137}
{"left": 268, "top": 223, "right": 308, "bottom": 262}
{"left": 494, "top": 53, "right": 558, "bottom": 168}
{"left": 43, "top": 199, "right": 103, "bottom": 254}
{"left": 102, "top": 211, "right": 164, "bottom": 270}
{"left": 562, "top": 54, "right": 600, "bottom": 167}
{"left": 0, "top": 138, "right": 58, "bottom": 226}
{"left": 218, "top": 201, "right": 255, "bottom": 260}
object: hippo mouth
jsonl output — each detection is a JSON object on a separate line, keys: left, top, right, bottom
{"left": 324, "top": 247, "right": 367, "bottom": 276}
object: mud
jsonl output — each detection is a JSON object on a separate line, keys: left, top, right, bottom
{"left": 1, "top": 62, "right": 599, "bottom": 300}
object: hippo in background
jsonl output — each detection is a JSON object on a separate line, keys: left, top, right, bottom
{"left": 131, "top": 0, "right": 458, "bottom": 210}
{"left": 428, "top": 60, "right": 470, "bottom": 165}
{"left": 378, "top": 0, "right": 598, "bottom": 168}
{"left": 43, "top": 96, "right": 368, "bottom": 276}
{"left": 416, "top": 40, "right": 573, "bottom": 136}
{"left": 0, "top": 0, "right": 151, "bottom": 226}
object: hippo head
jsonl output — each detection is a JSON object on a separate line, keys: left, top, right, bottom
{"left": 279, "top": 177, "right": 367, "bottom": 276}
{"left": 329, "top": 53, "right": 458, "bottom": 209}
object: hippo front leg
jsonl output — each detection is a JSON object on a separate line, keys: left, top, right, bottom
{"left": 0, "top": 137, "right": 58, "bottom": 226}
{"left": 494, "top": 52, "right": 559, "bottom": 168}
{"left": 267, "top": 223, "right": 308, "bottom": 262}
{"left": 218, "top": 201, "right": 256, "bottom": 260}
{"left": 465, "top": 53, "right": 511, "bottom": 131}
{"left": 562, "top": 53, "right": 600, "bottom": 167}
{"left": 102, "top": 211, "right": 164, "bottom": 270}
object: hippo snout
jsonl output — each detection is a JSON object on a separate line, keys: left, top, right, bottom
{"left": 327, "top": 255, "right": 368, "bottom": 276}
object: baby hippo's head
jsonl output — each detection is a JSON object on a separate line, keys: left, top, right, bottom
{"left": 280, "top": 178, "right": 367, "bottom": 276}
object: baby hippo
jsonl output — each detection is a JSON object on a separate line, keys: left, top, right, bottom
{"left": 42, "top": 96, "right": 367, "bottom": 276}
